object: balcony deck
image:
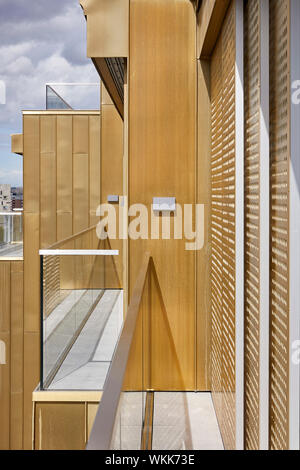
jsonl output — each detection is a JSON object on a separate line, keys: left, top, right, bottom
{"left": 0, "top": 242, "right": 23, "bottom": 258}
{"left": 112, "top": 391, "right": 224, "bottom": 450}
{"left": 152, "top": 392, "right": 224, "bottom": 450}
{"left": 43, "top": 289, "right": 123, "bottom": 391}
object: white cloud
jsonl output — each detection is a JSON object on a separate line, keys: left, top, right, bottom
{"left": 5, "top": 56, "right": 33, "bottom": 75}
{"left": 0, "top": 169, "right": 22, "bottom": 178}
{"left": 0, "top": 1, "right": 98, "bottom": 186}
{"left": 0, "top": 3, "right": 99, "bottom": 127}
{"left": 0, "top": 42, "right": 34, "bottom": 67}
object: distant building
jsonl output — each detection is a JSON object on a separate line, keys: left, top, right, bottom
{"left": 11, "top": 186, "right": 23, "bottom": 210}
{"left": 0, "top": 184, "right": 12, "bottom": 211}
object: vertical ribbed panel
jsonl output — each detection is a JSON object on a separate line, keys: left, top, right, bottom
{"left": 211, "top": 35, "right": 223, "bottom": 423}
{"left": 221, "top": 4, "right": 236, "bottom": 449}
{"left": 269, "top": 0, "right": 290, "bottom": 450}
{"left": 211, "top": 1, "right": 236, "bottom": 450}
{"left": 244, "top": 0, "right": 260, "bottom": 450}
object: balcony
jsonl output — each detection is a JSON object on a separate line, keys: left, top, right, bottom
{"left": 33, "top": 238, "right": 223, "bottom": 450}
{"left": 86, "top": 254, "right": 223, "bottom": 451}
{"left": 39, "top": 226, "right": 121, "bottom": 391}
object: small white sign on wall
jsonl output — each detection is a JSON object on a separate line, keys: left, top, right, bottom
{"left": 0, "top": 340, "right": 6, "bottom": 365}
{"left": 152, "top": 197, "right": 176, "bottom": 212}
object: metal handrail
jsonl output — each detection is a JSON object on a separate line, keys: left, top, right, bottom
{"left": 39, "top": 249, "right": 118, "bottom": 256}
{"left": 86, "top": 252, "right": 151, "bottom": 450}
{"left": 0, "top": 211, "right": 22, "bottom": 216}
{"left": 47, "top": 224, "right": 98, "bottom": 250}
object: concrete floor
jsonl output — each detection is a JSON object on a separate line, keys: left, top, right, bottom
{"left": 152, "top": 392, "right": 224, "bottom": 450}
{"left": 112, "top": 392, "right": 224, "bottom": 450}
{"left": 47, "top": 289, "right": 123, "bottom": 390}
{"left": 43, "top": 289, "right": 87, "bottom": 341}
{"left": 0, "top": 242, "right": 23, "bottom": 258}
{"left": 43, "top": 289, "right": 103, "bottom": 381}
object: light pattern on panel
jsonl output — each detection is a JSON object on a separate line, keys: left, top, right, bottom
{"left": 244, "top": 0, "right": 260, "bottom": 450}
{"left": 269, "top": 0, "right": 289, "bottom": 450}
{"left": 210, "top": 2, "right": 236, "bottom": 450}
{"left": 211, "top": 37, "right": 223, "bottom": 423}
{"left": 221, "top": 4, "right": 236, "bottom": 449}
{"left": 43, "top": 255, "right": 60, "bottom": 318}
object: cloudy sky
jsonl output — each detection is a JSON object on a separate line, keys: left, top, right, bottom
{"left": 0, "top": 0, "right": 99, "bottom": 186}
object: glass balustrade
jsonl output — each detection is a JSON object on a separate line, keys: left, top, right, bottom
{"left": 46, "top": 83, "right": 100, "bottom": 111}
{"left": 0, "top": 211, "right": 23, "bottom": 258}
{"left": 40, "top": 246, "right": 122, "bottom": 391}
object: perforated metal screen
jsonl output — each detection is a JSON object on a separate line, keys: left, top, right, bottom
{"left": 269, "top": 0, "right": 290, "bottom": 451}
{"left": 210, "top": 1, "right": 236, "bottom": 450}
{"left": 43, "top": 255, "right": 60, "bottom": 318}
{"left": 244, "top": 0, "right": 261, "bottom": 450}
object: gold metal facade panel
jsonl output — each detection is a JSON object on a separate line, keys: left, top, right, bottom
{"left": 269, "top": 0, "right": 290, "bottom": 450}
{"left": 73, "top": 116, "right": 89, "bottom": 233}
{"left": 100, "top": 89, "right": 123, "bottom": 286}
{"left": 22, "top": 112, "right": 102, "bottom": 448}
{"left": 57, "top": 115, "right": 73, "bottom": 239}
{"left": 129, "top": 0, "right": 196, "bottom": 390}
{"left": 32, "top": 393, "right": 101, "bottom": 450}
{"left": 197, "top": 0, "right": 231, "bottom": 59}
{"left": 0, "top": 262, "right": 11, "bottom": 449}
{"left": 10, "top": 392, "right": 23, "bottom": 449}
{"left": 197, "top": 0, "right": 215, "bottom": 58}
{"left": 101, "top": 85, "right": 113, "bottom": 106}
{"left": 80, "top": 0, "right": 129, "bottom": 58}
{"left": 23, "top": 331, "right": 39, "bottom": 449}
{"left": 10, "top": 262, "right": 24, "bottom": 450}
{"left": 0, "top": 262, "right": 11, "bottom": 332}
{"left": 101, "top": 104, "right": 123, "bottom": 201}
{"left": 40, "top": 116, "right": 57, "bottom": 248}
{"left": 73, "top": 115, "right": 89, "bottom": 155}
{"left": 0, "top": 331, "right": 10, "bottom": 449}
{"left": 89, "top": 115, "right": 101, "bottom": 226}
{"left": 210, "top": 1, "right": 236, "bottom": 450}
{"left": 23, "top": 115, "right": 40, "bottom": 214}
{"left": 23, "top": 112, "right": 101, "bottom": 248}
{"left": 197, "top": 59, "right": 212, "bottom": 391}
{"left": 87, "top": 403, "right": 99, "bottom": 438}
{"left": 73, "top": 152, "right": 89, "bottom": 233}
{"left": 0, "top": 261, "right": 24, "bottom": 449}
{"left": 34, "top": 403, "right": 86, "bottom": 450}
{"left": 23, "top": 212, "right": 40, "bottom": 333}
{"left": 10, "top": 267, "right": 24, "bottom": 394}
{"left": 244, "top": 0, "right": 260, "bottom": 450}
{"left": 11, "top": 133, "right": 23, "bottom": 155}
